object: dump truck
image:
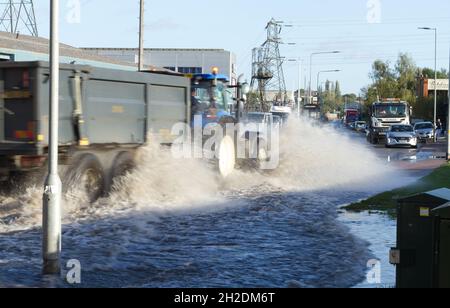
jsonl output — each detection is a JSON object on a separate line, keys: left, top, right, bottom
{"left": 367, "top": 99, "right": 412, "bottom": 144}
{"left": 0, "top": 61, "right": 257, "bottom": 202}
{"left": 344, "top": 109, "right": 359, "bottom": 126}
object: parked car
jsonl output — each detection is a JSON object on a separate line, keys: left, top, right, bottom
{"left": 386, "top": 125, "right": 418, "bottom": 148}
{"left": 414, "top": 122, "right": 434, "bottom": 142}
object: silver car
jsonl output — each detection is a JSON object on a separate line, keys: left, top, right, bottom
{"left": 386, "top": 125, "right": 418, "bottom": 148}
{"left": 414, "top": 122, "right": 434, "bottom": 142}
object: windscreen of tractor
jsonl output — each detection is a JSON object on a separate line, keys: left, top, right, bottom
{"left": 374, "top": 104, "right": 407, "bottom": 118}
{"left": 192, "top": 81, "right": 232, "bottom": 114}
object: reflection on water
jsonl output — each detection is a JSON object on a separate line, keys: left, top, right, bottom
{"left": 339, "top": 211, "right": 396, "bottom": 288}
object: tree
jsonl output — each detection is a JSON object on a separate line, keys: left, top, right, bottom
{"left": 335, "top": 80, "right": 343, "bottom": 105}
{"left": 370, "top": 60, "right": 394, "bottom": 81}
{"left": 395, "top": 53, "right": 416, "bottom": 104}
{"left": 422, "top": 67, "right": 448, "bottom": 79}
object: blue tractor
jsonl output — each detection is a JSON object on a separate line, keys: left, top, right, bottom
{"left": 189, "top": 71, "right": 271, "bottom": 177}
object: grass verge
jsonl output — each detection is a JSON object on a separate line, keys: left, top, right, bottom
{"left": 344, "top": 163, "right": 450, "bottom": 213}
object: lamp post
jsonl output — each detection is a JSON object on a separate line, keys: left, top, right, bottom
{"left": 418, "top": 27, "right": 438, "bottom": 141}
{"left": 309, "top": 51, "right": 340, "bottom": 105}
{"left": 43, "top": 0, "right": 61, "bottom": 275}
{"left": 447, "top": 46, "right": 450, "bottom": 160}
{"left": 317, "top": 70, "right": 341, "bottom": 92}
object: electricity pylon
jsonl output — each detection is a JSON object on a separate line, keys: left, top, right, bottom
{"left": 0, "top": 0, "right": 38, "bottom": 37}
{"left": 250, "top": 18, "right": 288, "bottom": 111}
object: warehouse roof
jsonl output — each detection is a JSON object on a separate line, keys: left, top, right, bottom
{"left": 0, "top": 31, "right": 170, "bottom": 72}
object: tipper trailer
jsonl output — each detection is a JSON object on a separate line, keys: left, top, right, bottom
{"left": 0, "top": 61, "right": 191, "bottom": 202}
{"left": 0, "top": 62, "right": 266, "bottom": 202}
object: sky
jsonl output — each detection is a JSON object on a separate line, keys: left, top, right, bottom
{"left": 30, "top": 0, "right": 450, "bottom": 94}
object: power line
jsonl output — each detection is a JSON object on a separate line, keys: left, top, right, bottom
{"left": 282, "top": 17, "right": 450, "bottom": 28}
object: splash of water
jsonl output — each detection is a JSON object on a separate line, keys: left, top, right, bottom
{"left": 0, "top": 118, "right": 407, "bottom": 232}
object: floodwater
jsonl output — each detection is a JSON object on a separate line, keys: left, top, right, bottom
{"left": 0, "top": 120, "right": 420, "bottom": 288}
{"left": 339, "top": 211, "right": 397, "bottom": 288}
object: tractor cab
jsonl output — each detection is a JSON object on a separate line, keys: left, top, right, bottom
{"left": 190, "top": 70, "right": 234, "bottom": 128}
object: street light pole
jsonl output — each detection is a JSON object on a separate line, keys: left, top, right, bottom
{"left": 434, "top": 28, "right": 438, "bottom": 142}
{"left": 43, "top": 0, "right": 62, "bottom": 275}
{"left": 419, "top": 27, "right": 438, "bottom": 141}
{"left": 309, "top": 51, "right": 340, "bottom": 105}
{"left": 317, "top": 70, "right": 341, "bottom": 92}
{"left": 447, "top": 46, "right": 450, "bottom": 160}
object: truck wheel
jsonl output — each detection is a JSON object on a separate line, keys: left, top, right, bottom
{"left": 218, "top": 135, "right": 236, "bottom": 178}
{"left": 110, "top": 151, "right": 136, "bottom": 189}
{"left": 64, "top": 154, "right": 105, "bottom": 203}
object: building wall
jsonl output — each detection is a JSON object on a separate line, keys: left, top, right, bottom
{"left": 417, "top": 77, "right": 449, "bottom": 98}
{"left": 83, "top": 48, "right": 237, "bottom": 84}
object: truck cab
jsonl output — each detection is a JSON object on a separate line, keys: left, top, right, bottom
{"left": 368, "top": 99, "right": 411, "bottom": 144}
{"left": 190, "top": 73, "right": 234, "bottom": 128}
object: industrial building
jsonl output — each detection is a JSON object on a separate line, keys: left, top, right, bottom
{"left": 82, "top": 48, "right": 238, "bottom": 84}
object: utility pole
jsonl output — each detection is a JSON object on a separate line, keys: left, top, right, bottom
{"left": 43, "top": 0, "right": 61, "bottom": 275}
{"left": 138, "top": 0, "right": 145, "bottom": 71}
{"left": 418, "top": 27, "right": 438, "bottom": 141}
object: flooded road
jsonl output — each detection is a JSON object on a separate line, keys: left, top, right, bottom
{"left": 0, "top": 121, "right": 435, "bottom": 288}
